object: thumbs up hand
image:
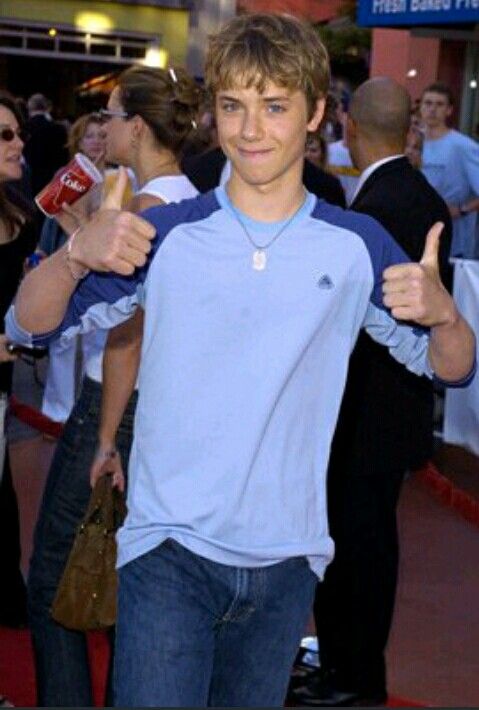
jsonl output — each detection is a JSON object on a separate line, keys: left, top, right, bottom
{"left": 382, "top": 222, "right": 458, "bottom": 328}
{"left": 67, "top": 167, "right": 156, "bottom": 276}
{"left": 419, "top": 221, "right": 442, "bottom": 271}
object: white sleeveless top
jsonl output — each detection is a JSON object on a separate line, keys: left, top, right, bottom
{"left": 82, "top": 174, "right": 198, "bottom": 383}
{"left": 140, "top": 174, "right": 198, "bottom": 202}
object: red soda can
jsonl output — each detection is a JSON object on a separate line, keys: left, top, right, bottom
{"left": 35, "top": 153, "right": 103, "bottom": 217}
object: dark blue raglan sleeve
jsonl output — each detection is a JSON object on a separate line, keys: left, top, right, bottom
{"left": 313, "top": 200, "right": 476, "bottom": 387}
{"left": 6, "top": 263, "right": 147, "bottom": 348}
{"left": 6, "top": 191, "right": 221, "bottom": 348}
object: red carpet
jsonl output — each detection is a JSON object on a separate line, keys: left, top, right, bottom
{"left": 0, "top": 627, "right": 110, "bottom": 708}
{"left": 4, "top": 401, "right": 434, "bottom": 707}
{"left": 0, "top": 626, "right": 425, "bottom": 707}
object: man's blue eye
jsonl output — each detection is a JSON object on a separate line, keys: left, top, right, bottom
{"left": 268, "top": 104, "right": 286, "bottom": 114}
{"left": 222, "top": 102, "right": 238, "bottom": 112}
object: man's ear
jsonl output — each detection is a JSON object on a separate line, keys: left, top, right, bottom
{"left": 307, "top": 98, "right": 326, "bottom": 132}
{"left": 344, "top": 115, "right": 356, "bottom": 148}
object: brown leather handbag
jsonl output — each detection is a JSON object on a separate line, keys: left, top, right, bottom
{"left": 51, "top": 475, "right": 126, "bottom": 631}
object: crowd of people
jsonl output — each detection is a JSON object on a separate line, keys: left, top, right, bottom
{"left": 0, "top": 11, "right": 477, "bottom": 709}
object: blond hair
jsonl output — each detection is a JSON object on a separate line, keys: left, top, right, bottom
{"left": 67, "top": 113, "right": 103, "bottom": 158}
{"left": 204, "top": 13, "right": 330, "bottom": 118}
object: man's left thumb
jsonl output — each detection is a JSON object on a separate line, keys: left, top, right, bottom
{"left": 420, "top": 221, "right": 443, "bottom": 269}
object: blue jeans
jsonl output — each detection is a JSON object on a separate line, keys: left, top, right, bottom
{"left": 114, "top": 538, "right": 317, "bottom": 707}
{"left": 28, "top": 377, "right": 136, "bottom": 707}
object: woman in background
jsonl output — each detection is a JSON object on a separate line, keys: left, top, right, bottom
{"left": 27, "top": 65, "right": 202, "bottom": 707}
{"left": 0, "top": 93, "right": 37, "bottom": 629}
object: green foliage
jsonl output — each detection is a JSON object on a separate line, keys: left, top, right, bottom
{"left": 337, "top": 0, "right": 361, "bottom": 19}
{"left": 314, "top": 0, "right": 371, "bottom": 61}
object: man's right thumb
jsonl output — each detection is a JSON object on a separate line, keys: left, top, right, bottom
{"left": 102, "top": 166, "right": 128, "bottom": 211}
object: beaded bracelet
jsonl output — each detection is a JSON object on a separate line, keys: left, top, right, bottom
{"left": 95, "top": 446, "right": 119, "bottom": 461}
{"left": 66, "top": 227, "right": 90, "bottom": 281}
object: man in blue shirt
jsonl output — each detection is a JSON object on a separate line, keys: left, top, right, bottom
{"left": 7, "top": 14, "right": 476, "bottom": 708}
{"left": 420, "top": 82, "right": 479, "bottom": 258}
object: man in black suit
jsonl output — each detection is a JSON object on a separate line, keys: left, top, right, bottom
{"left": 292, "top": 78, "right": 452, "bottom": 706}
{"left": 24, "top": 93, "right": 69, "bottom": 196}
{"left": 182, "top": 145, "right": 346, "bottom": 207}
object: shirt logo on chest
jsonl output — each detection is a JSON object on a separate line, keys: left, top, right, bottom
{"left": 317, "top": 274, "right": 334, "bottom": 290}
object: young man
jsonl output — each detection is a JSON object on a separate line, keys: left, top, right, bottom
{"left": 7, "top": 14, "right": 475, "bottom": 708}
{"left": 420, "top": 82, "right": 479, "bottom": 258}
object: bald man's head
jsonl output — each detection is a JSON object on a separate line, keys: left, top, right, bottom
{"left": 349, "top": 77, "right": 411, "bottom": 144}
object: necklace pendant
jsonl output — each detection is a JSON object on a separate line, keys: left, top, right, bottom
{"left": 252, "top": 249, "right": 267, "bottom": 271}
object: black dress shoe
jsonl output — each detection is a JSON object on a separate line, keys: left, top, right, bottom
{"left": 290, "top": 669, "right": 387, "bottom": 707}
{"left": 288, "top": 641, "right": 321, "bottom": 694}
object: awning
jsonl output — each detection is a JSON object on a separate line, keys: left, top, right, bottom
{"left": 357, "top": 0, "right": 479, "bottom": 27}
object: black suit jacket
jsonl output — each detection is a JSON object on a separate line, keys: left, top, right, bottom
{"left": 24, "top": 115, "right": 69, "bottom": 195}
{"left": 182, "top": 147, "right": 346, "bottom": 207}
{"left": 330, "top": 157, "right": 453, "bottom": 475}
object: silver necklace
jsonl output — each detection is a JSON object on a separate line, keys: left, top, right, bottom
{"left": 231, "top": 191, "right": 307, "bottom": 271}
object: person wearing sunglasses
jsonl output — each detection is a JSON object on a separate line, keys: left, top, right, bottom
{"left": 0, "top": 93, "right": 38, "bottom": 631}
{"left": 25, "top": 65, "right": 202, "bottom": 708}
{"left": 0, "top": 123, "right": 28, "bottom": 144}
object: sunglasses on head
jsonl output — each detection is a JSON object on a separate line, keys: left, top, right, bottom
{"left": 98, "top": 108, "right": 130, "bottom": 122}
{"left": 0, "top": 126, "right": 28, "bottom": 142}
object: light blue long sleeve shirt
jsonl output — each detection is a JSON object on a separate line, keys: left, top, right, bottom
{"left": 6, "top": 188, "right": 475, "bottom": 578}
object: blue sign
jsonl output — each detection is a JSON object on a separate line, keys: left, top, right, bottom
{"left": 357, "top": 0, "right": 479, "bottom": 26}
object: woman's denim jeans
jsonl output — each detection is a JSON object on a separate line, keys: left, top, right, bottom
{"left": 28, "top": 377, "right": 136, "bottom": 707}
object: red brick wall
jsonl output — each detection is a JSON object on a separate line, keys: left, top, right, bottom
{"left": 237, "top": 0, "right": 343, "bottom": 23}
{"left": 370, "top": 29, "right": 441, "bottom": 101}
{"left": 437, "top": 41, "right": 466, "bottom": 125}
{"left": 370, "top": 29, "right": 465, "bottom": 127}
